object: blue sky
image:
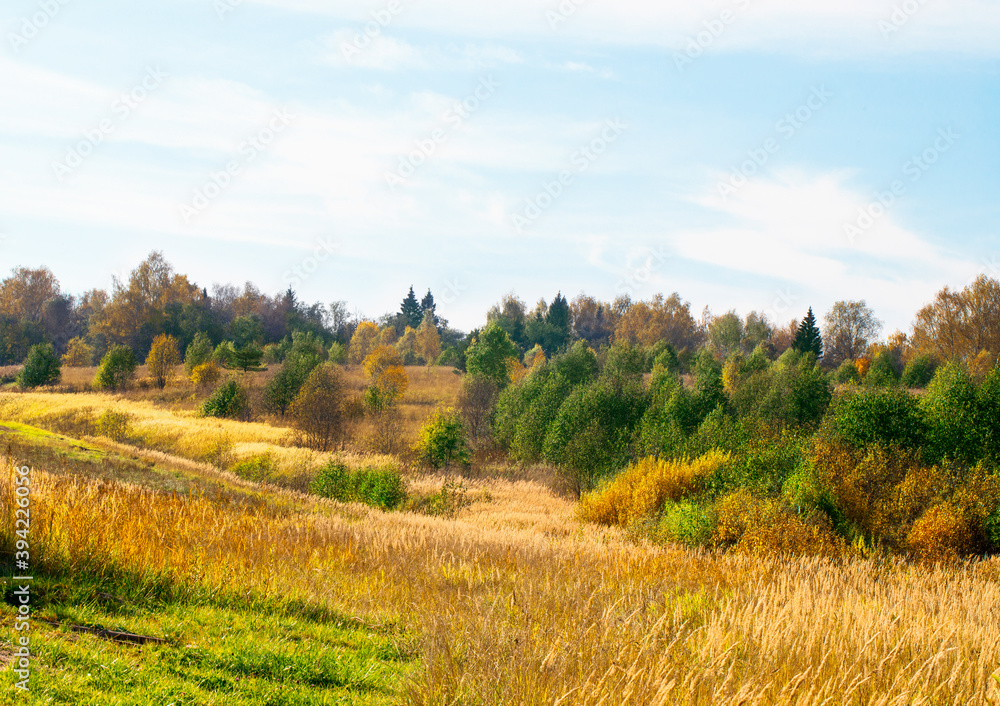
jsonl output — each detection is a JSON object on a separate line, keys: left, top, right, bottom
{"left": 1, "top": 0, "right": 998, "bottom": 335}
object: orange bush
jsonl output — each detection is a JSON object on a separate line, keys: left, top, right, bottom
{"left": 906, "top": 504, "right": 976, "bottom": 562}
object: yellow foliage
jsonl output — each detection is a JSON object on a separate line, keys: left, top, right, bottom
{"left": 146, "top": 333, "right": 181, "bottom": 388}
{"left": 190, "top": 361, "right": 222, "bottom": 389}
{"left": 379, "top": 326, "right": 398, "bottom": 347}
{"left": 364, "top": 346, "right": 408, "bottom": 404}
{"left": 714, "top": 488, "right": 847, "bottom": 557}
{"left": 578, "top": 451, "right": 729, "bottom": 528}
{"left": 61, "top": 336, "right": 94, "bottom": 367}
{"left": 348, "top": 321, "right": 379, "bottom": 364}
{"left": 506, "top": 357, "right": 527, "bottom": 385}
{"left": 906, "top": 504, "right": 976, "bottom": 562}
{"left": 855, "top": 357, "right": 871, "bottom": 378}
{"left": 416, "top": 313, "right": 441, "bottom": 364}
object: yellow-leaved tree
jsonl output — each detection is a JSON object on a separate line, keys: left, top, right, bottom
{"left": 415, "top": 311, "right": 441, "bottom": 365}
{"left": 61, "top": 337, "right": 94, "bottom": 367}
{"left": 146, "top": 334, "right": 181, "bottom": 389}
{"left": 348, "top": 321, "right": 379, "bottom": 364}
{"left": 363, "top": 346, "right": 408, "bottom": 410}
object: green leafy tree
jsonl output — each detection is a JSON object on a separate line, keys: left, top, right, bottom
{"left": 792, "top": 307, "right": 823, "bottom": 360}
{"left": 184, "top": 332, "right": 214, "bottom": 376}
{"left": 901, "top": 355, "right": 937, "bottom": 388}
{"left": 466, "top": 323, "right": 520, "bottom": 388}
{"left": 552, "top": 340, "right": 599, "bottom": 386}
{"left": 17, "top": 343, "right": 61, "bottom": 389}
{"left": 414, "top": 407, "right": 471, "bottom": 469}
{"left": 865, "top": 350, "right": 900, "bottom": 388}
{"left": 94, "top": 345, "right": 138, "bottom": 392}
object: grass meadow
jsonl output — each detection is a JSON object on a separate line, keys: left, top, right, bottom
{"left": 2, "top": 366, "right": 1000, "bottom": 704}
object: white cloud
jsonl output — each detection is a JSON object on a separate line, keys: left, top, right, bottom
{"left": 248, "top": 0, "right": 1000, "bottom": 58}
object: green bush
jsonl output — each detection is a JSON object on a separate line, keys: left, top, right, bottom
{"left": 493, "top": 367, "right": 573, "bottom": 461}
{"left": 552, "top": 340, "right": 599, "bottom": 386}
{"left": 414, "top": 407, "right": 470, "bottom": 469}
{"left": 833, "top": 359, "right": 861, "bottom": 385}
{"left": 901, "top": 355, "right": 937, "bottom": 388}
{"left": 229, "top": 454, "right": 278, "bottom": 482}
{"left": 94, "top": 409, "right": 134, "bottom": 442}
{"left": 310, "top": 462, "right": 406, "bottom": 510}
{"left": 655, "top": 500, "right": 716, "bottom": 548}
{"left": 920, "top": 361, "right": 980, "bottom": 464}
{"left": 830, "top": 387, "right": 926, "bottom": 451}
{"left": 865, "top": 351, "right": 900, "bottom": 388}
{"left": 201, "top": 379, "right": 250, "bottom": 419}
{"left": 17, "top": 343, "right": 61, "bottom": 389}
{"left": 93, "top": 345, "right": 138, "bottom": 392}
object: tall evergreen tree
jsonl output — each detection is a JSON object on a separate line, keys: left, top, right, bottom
{"left": 546, "top": 292, "right": 572, "bottom": 343}
{"left": 793, "top": 307, "right": 823, "bottom": 359}
{"left": 421, "top": 289, "right": 439, "bottom": 327}
{"left": 400, "top": 286, "right": 423, "bottom": 329}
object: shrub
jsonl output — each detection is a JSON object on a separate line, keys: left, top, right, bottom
{"left": 653, "top": 499, "right": 716, "bottom": 548}
{"left": 920, "top": 361, "right": 980, "bottom": 464}
{"left": 310, "top": 461, "right": 406, "bottom": 510}
{"left": 201, "top": 379, "right": 250, "bottom": 420}
{"left": 833, "top": 359, "right": 861, "bottom": 385}
{"left": 492, "top": 367, "right": 572, "bottom": 462}
{"left": 906, "top": 504, "right": 976, "bottom": 562}
{"left": 578, "top": 451, "right": 729, "bottom": 528}
{"left": 829, "top": 387, "right": 926, "bottom": 451}
{"left": 901, "top": 354, "right": 937, "bottom": 388}
{"left": 544, "top": 376, "right": 648, "bottom": 495}
{"left": 865, "top": 350, "right": 900, "bottom": 388}
{"left": 190, "top": 361, "right": 222, "bottom": 390}
{"left": 713, "top": 488, "right": 846, "bottom": 557}
{"left": 229, "top": 453, "right": 278, "bottom": 482}
{"left": 414, "top": 407, "right": 470, "bottom": 469}
{"left": 413, "top": 479, "right": 472, "bottom": 518}
{"left": 93, "top": 345, "right": 137, "bottom": 392}
{"left": 94, "top": 409, "right": 133, "bottom": 442}
{"left": 17, "top": 343, "right": 61, "bottom": 389}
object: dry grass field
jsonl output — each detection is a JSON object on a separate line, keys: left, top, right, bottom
{"left": 2, "top": 366, "right": 1000, "bottom": 704}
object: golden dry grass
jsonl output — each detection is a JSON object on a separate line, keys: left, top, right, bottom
{"left": 3, "top": 449, "right": 1000, "bottom": 705}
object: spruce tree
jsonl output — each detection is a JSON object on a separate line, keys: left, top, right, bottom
{"left": 793, "top": 307, "right": 823, "bottom": 359}
{"left": 400, "top": 286, "right": 423, "bottom": 329}
{"left": 420, "top": 289, "right": 439, "bottom": 327}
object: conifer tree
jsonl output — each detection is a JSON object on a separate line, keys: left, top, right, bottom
{"left": 793, "top": 307, "right": 823, "bottom": 359}
{"left": 400, "top": 286, "right": 423, "bottom": 329}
